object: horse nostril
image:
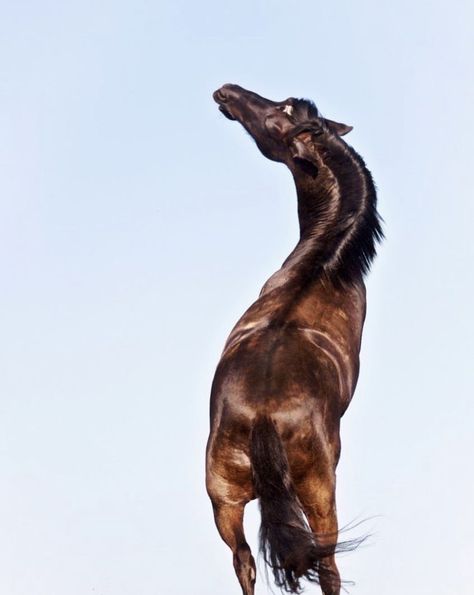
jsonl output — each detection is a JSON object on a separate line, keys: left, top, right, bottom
{"left": 213, "top": 88, "right": 228, "bottom": 103}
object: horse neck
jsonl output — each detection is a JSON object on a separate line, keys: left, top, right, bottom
{"left": 280, "top": 143, "right": 379, "bottom": 288}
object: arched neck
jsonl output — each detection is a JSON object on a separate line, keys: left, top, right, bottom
{"left": 282, "top": 143, "right": 381, "bottom": 286}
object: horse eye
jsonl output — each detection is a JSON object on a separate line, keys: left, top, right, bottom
{"left": 282, "top": 105, "right": 294, "bottom": 116}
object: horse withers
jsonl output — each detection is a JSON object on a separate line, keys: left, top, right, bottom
{"left": 206, "top": 84, "right": 382, "bottom": 595}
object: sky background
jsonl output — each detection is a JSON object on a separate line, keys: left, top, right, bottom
{"left": 1, "top": 1, "right": 473, "bottom": 594}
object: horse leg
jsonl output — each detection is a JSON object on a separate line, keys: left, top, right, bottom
{"left": 296, "top": 472, "right": 340, "bottom": 595}
{"left": 212, "top": 501, "right": 256, "bottom": 595}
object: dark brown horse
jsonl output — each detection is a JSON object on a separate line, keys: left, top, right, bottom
{"left": 206, "top": 84, "right": 382, "bottom": 595}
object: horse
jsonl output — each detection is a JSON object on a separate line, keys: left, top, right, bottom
{"left": 206, "top": 84, "right": 382, "bottom": 595}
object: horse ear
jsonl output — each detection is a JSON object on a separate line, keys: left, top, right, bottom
{"left": 289, "top": 134, "right": 319, "bottom": 177}
{"left": 324, "top": 118, "right": 353, "bottom": 136}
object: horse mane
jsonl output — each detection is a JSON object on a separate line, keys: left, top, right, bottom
{"left": 323, "top": 142, "right": 384, "bottom": 285}
{"left": 293, "top": 98, "right": 321, "bottom": 120}
{"left": 290, "top": 98, "right": 384, "bottom": 285}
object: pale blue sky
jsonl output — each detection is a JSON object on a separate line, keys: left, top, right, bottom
{"left": 1, "top": 1, "right": 473, "bottom": 594}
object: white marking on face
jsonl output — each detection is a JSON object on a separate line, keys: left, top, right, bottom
{"left": 283, "top": 104, "right": 294, "bottom": 116}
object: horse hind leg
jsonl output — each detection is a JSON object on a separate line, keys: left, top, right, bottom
{"left": 212, "top": 501, "right": 256, "bottom": 595}
{"left": 295, "top": 472, "right": 341, "bottom": 595}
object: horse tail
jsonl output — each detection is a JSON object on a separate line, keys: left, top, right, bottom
{"left": 250, "top": 416, "right": 334, "bottom": 593}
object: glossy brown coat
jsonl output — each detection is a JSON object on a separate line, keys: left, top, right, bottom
{"left": 206, "top": 85, "right": 382, "bottom": 595}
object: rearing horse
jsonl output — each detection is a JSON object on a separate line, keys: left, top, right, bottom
{"left": 206, "top": 84, "right": 382, "bottom": 595}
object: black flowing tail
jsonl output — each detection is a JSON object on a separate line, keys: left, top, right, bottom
{"left": 250, "top": 417, "right": 338, "bottom": 593}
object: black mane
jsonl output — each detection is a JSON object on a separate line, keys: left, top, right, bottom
{"left": 287, "top": 112, "right": 383, "bottom": 286}
{"left": 295, "top": 98, "right": 383, "bottom": 284}
{"left": 293, "top": 98, "right": 320, "bottom": 120}
{"left": 323, "top": 141, "right": 384, "bottom": 285}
